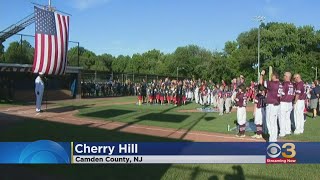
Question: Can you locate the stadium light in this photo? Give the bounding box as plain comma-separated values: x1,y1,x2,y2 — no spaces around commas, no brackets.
312,66,318,80
253,16,265,82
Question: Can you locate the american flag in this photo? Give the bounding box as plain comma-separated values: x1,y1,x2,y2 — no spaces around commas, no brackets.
32,6,69,75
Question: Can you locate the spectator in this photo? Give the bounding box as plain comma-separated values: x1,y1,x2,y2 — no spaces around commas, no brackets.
310,80,320,118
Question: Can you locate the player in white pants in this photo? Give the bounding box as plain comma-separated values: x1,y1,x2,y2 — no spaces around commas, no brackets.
235,84,247,138
218,86,225,115
212,88,218,108
293,74,306,134
207,88,211,105
194,86,199,104
260,70,282,142
279,72,295,137
252,85,266,139
224,86,232,114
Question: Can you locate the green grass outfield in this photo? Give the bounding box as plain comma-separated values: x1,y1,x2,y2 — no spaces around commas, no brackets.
75,96,320,142
1,96,320,179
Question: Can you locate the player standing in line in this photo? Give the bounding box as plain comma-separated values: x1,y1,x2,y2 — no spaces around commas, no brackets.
260,69,282,142
210,86,215,106
201,81,208,107
156,85,161,104
137,84,142,105
279,72,295,137
147,85,152,104
218,85,225,116
252,85,266,139
182,85,187,105
194,84,199,104
159,85,165,105
235,84,247,137
293,74,306,135
224,86,233,114
176,82,183,106
172,84,177,106
151,84,156,104
207,85,211,105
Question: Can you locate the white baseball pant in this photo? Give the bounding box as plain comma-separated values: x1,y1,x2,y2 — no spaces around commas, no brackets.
294,100,305,134
279,102,293,136
195,93,199,104
218,98,224,114
225,98,232,113
254,107,265,125
237,107,246,125
266,104,280,142
202,95,207,105
212,95,218,107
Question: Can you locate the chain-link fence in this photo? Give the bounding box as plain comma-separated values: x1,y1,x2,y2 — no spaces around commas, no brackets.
81,70,185,84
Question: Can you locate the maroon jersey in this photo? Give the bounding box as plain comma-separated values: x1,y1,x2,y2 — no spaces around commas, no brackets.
235,92,247,107
201,85,207,96
265,81,282,105
218,90,224,98
225,91,232,98
254,93,266,108
295,81,306,100
281,81,295,102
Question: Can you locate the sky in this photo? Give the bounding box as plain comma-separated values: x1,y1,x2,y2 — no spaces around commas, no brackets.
1,0,319,56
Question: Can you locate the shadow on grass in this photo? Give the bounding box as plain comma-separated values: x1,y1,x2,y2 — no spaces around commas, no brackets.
204,117,215,121
81,109,136,119
136,113,189,123
45,105,94,113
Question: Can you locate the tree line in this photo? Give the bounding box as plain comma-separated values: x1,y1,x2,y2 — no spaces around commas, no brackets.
1,22,320,84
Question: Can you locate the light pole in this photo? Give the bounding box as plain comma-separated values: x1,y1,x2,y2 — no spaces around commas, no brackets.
254,16,265,82
312,67,318,80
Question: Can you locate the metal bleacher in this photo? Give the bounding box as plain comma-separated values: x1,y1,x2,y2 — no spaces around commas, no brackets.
0,13,35,43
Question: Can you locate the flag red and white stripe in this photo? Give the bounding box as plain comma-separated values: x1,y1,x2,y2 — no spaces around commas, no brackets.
32,7,69,75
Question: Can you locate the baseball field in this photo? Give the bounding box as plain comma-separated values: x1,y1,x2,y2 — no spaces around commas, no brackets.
1,96,320,179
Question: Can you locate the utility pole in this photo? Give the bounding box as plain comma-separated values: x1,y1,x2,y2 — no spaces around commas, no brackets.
177,67,179,81
312,67,318,80
254,16,265,82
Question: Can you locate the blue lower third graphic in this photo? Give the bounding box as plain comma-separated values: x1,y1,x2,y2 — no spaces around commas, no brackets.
0,140,71,164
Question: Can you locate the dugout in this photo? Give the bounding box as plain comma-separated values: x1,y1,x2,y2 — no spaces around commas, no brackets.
0,63,82,102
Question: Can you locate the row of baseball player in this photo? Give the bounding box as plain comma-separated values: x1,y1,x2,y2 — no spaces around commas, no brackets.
235,70,307,142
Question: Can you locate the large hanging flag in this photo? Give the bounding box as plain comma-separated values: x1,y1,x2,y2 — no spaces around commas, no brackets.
32,6,69,75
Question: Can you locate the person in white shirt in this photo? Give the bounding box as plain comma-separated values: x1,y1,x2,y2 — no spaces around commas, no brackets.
35,72,45,113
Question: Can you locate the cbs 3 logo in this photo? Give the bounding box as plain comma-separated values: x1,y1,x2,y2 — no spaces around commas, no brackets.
267,143,296,158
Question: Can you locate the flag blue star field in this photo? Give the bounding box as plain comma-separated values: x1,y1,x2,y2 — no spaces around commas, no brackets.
32,6,69,75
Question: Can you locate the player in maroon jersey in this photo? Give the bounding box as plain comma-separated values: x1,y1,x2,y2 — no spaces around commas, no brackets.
279,72,295,137
252,85,266,139
293,74,306,135
137,83,142,105
218,85,225,115
224,86,233,114
260,69,282,142
235,84,247,137
159,85,165,105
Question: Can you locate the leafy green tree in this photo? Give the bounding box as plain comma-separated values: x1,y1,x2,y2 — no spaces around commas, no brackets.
4,40,34,64
0,43,4,62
